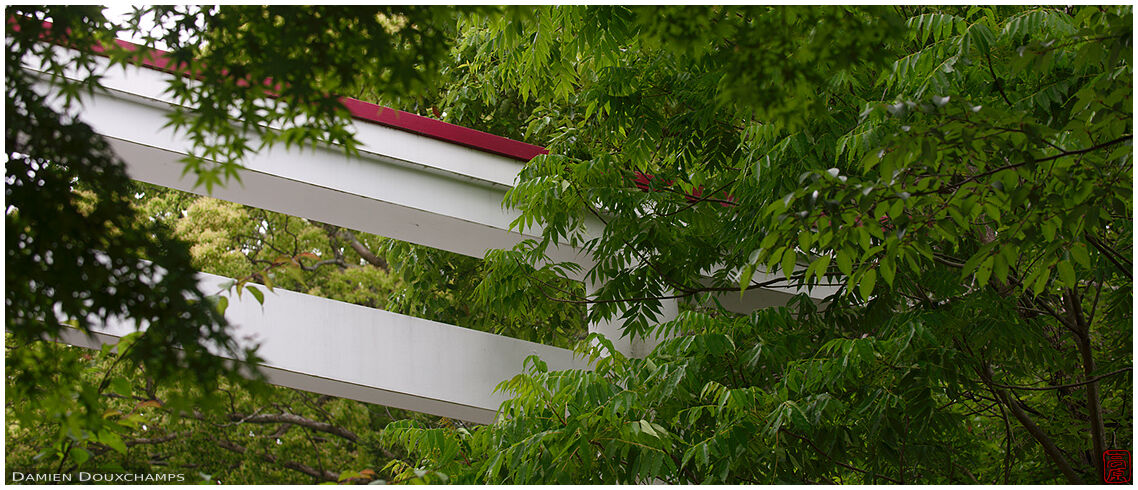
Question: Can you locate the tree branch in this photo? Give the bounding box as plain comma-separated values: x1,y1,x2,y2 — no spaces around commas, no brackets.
667,451,702,484
1066,289,1107,479
976,361,1084,483
1085,233,1132,278
532,273,796,305
913,135,1131,198
339,229,388,270
298,258,347,272
989,366,1131,391
228,412,355,440
213,438,340,482
125,431,190,447
650,179,737,218
984,48,1014,108
227,412,397,459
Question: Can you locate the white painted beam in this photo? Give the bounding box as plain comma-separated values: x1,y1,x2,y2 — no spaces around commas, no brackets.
58,271,588,424
26,59,596,277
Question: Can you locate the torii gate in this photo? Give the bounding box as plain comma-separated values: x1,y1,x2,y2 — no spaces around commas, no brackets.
26,42,835,424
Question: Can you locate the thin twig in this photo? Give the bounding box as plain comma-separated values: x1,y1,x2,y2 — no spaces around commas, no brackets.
1085,233,1133,279
989,367,1131,392
984,48,1013,107
533,274,793,305
913,135,1131,198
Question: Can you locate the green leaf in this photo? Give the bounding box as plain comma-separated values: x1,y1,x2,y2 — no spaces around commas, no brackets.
947,207,966,228
976,256,994,287
69,447,91,466
813,255,833,282
1042,217,1058,241
993,251,1009,283
858,226,872,251
983,202,1001,224
786,401,809,429
837,249,854,276
889,199,904,221
738,265,755,295
859,269,876,299
100,431,128,454
247,285,265,305
767,246,787,272
1070,242,1090,268
1057,260,1076,288
1032,266,1051,296
961,243,997,279
880,256,896,287
339,470,364,482
798,231,813,252
110,377,132,397
782,248,797,280
638,419,660,439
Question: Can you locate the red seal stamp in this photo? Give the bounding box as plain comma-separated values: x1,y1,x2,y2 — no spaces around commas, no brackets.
1104,449,1131,484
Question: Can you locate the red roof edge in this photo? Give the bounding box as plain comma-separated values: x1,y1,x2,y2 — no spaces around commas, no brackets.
15,17,547,162
338,98,547,161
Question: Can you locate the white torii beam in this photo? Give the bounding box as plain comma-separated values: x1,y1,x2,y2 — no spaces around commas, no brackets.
57,271,586,424
29,55,595,272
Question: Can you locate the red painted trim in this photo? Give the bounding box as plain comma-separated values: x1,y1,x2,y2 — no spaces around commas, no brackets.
338,98,547,161
16,17,546,162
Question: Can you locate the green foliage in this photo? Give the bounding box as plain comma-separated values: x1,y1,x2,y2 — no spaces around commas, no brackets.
6,6,255,383
5,332,446,484
382,241,586,348
378,5,1132,484
128,5,465,192
7,180,547,483
5,8,268,474
4,6,524,481
6,4,1132,485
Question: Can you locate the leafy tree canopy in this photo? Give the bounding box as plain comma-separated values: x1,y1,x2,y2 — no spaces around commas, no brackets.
5,5,479,480
5,4,1132,485
383,5,1132,484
